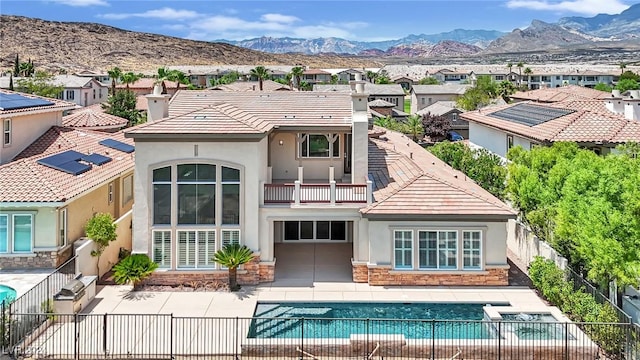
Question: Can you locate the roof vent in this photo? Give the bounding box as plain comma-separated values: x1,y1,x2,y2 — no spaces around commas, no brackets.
284,115,296,119
321,115,332,119
194,115,207,119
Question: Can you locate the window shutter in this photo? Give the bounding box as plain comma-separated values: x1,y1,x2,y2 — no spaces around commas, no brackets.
177,231,197,268
222,229,240,246
152,230,171,268
198,230,216,268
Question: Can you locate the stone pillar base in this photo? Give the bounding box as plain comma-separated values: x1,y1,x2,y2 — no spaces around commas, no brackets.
259,261,276,282
351,261,368,283
367,267,508,286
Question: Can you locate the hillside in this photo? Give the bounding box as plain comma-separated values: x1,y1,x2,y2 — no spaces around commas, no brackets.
558,3,640,39
0,15,380,72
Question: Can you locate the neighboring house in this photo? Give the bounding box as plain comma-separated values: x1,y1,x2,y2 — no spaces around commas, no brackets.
0,90,77,165
209,80,292,92
463,96,640,158
116,78,182,97
335,69,365,83
0,127,134,268
368,99,408,120
392,75,415,91
314,83,406,111
266,69,288,82
123,89,515,286
63,104,128,132
430,69,470,84
302,69,332,85
470,71,518,84
74,70,111,85
410,85,471,113
510,85,611,103
417,101,468,138
521,70,615,90
52,75,109,107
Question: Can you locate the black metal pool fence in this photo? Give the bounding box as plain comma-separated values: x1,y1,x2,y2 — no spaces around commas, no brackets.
2,312,640,359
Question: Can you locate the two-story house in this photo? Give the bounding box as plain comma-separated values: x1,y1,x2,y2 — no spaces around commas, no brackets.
302,69,332,86
410,85,471,113
124,86,515,287
314,84,406,111
52,75,109,107
430,69,470,84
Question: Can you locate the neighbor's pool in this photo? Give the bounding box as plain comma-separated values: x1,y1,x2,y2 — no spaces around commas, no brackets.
249,302,506,339
0,285,17,305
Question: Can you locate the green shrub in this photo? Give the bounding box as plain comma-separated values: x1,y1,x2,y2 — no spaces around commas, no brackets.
113,254,158,290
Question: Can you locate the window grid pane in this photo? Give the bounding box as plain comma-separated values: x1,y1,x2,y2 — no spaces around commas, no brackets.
438,231,457,269
394,230,412,269
418,231,437,269
0,215,7,253
463,231,482,269
13,215,32,252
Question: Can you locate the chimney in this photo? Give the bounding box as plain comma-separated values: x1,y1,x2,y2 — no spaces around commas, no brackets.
606,90,624,115
624,95,640,121
145,89,171,122
350,73,369,185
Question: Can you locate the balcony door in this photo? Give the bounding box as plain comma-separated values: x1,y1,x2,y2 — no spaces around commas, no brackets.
344,134,352,174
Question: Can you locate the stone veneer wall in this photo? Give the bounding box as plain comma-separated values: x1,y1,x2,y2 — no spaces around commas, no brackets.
0,246,73,269
354,265,508,286
146,255,275,286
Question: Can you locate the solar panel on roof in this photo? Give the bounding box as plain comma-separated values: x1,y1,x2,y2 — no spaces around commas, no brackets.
37,150,92,175
0,93,55,111
81,153,112,166
488,103,575,127
99,139,135,153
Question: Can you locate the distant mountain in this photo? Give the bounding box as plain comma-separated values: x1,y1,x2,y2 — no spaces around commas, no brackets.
483,20,596,53
225,29,505,55
381,40,482,57
558,3,640,39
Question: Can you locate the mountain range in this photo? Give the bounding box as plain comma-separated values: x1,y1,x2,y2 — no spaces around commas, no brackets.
225,4,640,57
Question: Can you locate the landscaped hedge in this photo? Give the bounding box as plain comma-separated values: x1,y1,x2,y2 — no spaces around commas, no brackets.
528,257,626,355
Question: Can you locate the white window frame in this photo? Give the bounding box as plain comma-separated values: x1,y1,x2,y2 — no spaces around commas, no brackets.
66,90,75,100
463,230,482,270
393,230,413,269
122,174,133,206
152,230,171,268
298,133,340,159
176,229,216,269
0,214,7,253
452,113,458,121
11,214,33,253
59,208,67,247
437,230,458,270
3,119,11,147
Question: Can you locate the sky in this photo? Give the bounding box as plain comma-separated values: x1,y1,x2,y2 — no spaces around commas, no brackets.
1,0,637,42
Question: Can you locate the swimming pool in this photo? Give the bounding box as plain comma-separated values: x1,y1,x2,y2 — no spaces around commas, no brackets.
249,302,506,339
0,285,17,305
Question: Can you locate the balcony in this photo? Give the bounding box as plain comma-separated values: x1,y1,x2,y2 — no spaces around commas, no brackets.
264,181,372,205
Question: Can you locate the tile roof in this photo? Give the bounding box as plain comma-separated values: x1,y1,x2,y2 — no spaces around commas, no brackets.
0,127,134,202
209,80,292,92
62,105,128,130
368,99,395,107
303,69,332,75
511,85,610,102
363,127,515,217
126,103,272,137
314,83,405,96
416,101,460,117
411,85,470,95
0,89,77,116
116,78,181,90
52,75,105,88
161,91,354,129
462,100,640,144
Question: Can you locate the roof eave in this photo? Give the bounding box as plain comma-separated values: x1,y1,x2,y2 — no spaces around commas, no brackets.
361,213,517,221
126,132,268,141
0,201,66,207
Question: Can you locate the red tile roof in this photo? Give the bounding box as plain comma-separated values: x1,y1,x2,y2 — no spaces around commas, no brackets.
62,105,128,130
511,85,610,103
210,80,292,92
116,78,181,90
363,128,515,218
0,89,77,116
1,127,134,202
462,100,640,144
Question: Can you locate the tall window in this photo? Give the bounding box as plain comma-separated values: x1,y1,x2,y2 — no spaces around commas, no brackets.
12,214,33,253
418,231,438,269
418,231,457,269
93,89,96,99
177,164,215,225
463,231,482,269
108,182,114,204
438,231,457,269
222,167,240,225
507,135,514,151
59,209,67,247
394,230,413,269
122,174,133,205
177,230,216,269
299,134,340,158
3,119,10,146
0,215,7,253
152,230,171,268
66,90,75,100
153,166,171,225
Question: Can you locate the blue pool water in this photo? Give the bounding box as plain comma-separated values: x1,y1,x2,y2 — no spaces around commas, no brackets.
0,285,17,306
249,302,505,339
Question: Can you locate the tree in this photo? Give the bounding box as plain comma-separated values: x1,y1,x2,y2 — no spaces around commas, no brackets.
290,66,304,90
170,70,190,91
375,70,391,84
406,114,424,142
594,83,612,92
120,72,142,90
103,90,142,127
456,75,497,110
13,54,19,77
19,61,34,77
507,62,513,75
373,116,404,132
113,254,158,290
156,67,172,94
15,71,63,98
497,80,517,101
85,213,118,277
421,112,451,141
249,66,269,91
620,62,627,75
523,67,533,87
615,79,640,93
619,70,640,82
418,77,439,85
366,70,378,83
8,74,13,91
213,243,254,291
107,67,122,96
516,61,524,85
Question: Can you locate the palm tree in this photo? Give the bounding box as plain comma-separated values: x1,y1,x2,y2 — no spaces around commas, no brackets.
406,115,424,142
170,70,189,91
107,67,122,96
250,66,269,91
290,66,304,90
620,62,627,75
120,72,142,90
366,70,378,83
213,243,254,291
516,62,524,85
113,254,158,290
19,61,34,77
507,62,513,81
156,67,172,93
523,67,533,89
